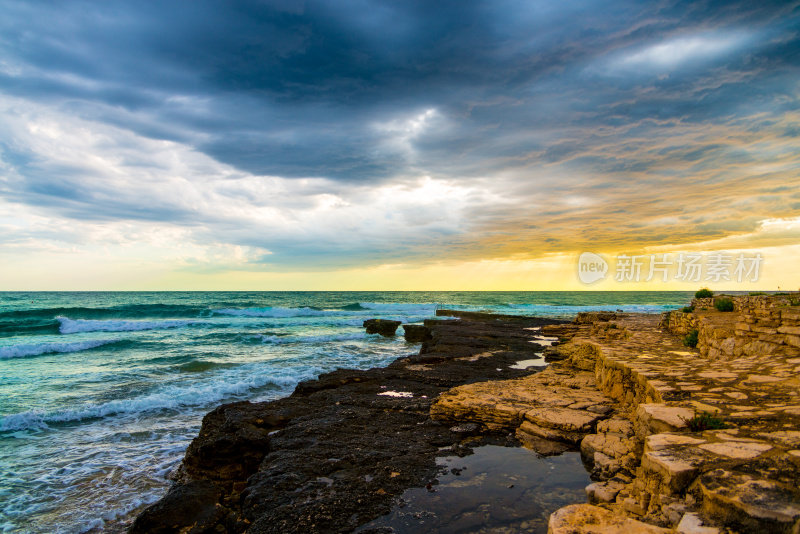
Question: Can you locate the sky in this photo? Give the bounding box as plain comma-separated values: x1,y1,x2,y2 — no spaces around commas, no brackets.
0,0,799,290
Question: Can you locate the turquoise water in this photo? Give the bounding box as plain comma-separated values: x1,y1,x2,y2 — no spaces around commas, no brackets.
0,291,690,533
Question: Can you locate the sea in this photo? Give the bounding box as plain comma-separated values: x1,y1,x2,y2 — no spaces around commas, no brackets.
0,291,691,533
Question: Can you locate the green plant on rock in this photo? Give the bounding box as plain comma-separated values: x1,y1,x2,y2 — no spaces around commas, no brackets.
683,329,699,348
695,288,714,299
749,292,766,296
681,306,694,313
714,298,734,312
686,412,727,431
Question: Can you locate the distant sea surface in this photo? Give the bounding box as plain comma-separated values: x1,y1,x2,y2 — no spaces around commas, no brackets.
0,291,690,532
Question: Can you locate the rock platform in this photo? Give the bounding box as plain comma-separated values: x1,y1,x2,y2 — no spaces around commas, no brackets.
431,297,800,533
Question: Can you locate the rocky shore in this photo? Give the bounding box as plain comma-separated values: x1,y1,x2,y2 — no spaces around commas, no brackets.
130,312,565,533
131,296,800,534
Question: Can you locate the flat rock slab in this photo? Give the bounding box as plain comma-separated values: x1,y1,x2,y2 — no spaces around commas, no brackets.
698,441,772,459
645,433,706,452
548,504,671,533
699,469,800,531
636,404,694,434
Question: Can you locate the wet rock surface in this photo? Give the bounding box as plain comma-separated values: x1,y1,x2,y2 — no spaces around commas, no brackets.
132,296,800,533
363,319,402,337
131,313,566,534
401,324,432,343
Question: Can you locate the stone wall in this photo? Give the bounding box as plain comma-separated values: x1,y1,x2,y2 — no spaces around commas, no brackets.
554,311,800,533
663,294,800,360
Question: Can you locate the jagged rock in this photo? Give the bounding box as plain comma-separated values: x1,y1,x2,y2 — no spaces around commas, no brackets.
402,324,432,342
363,318,402,336
548,504,671,533
182,401,284,482
129,480,225,534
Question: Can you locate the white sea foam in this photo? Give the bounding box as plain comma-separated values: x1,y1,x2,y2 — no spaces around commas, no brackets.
0,368,313,432
0,338,119,360
58,317,202,334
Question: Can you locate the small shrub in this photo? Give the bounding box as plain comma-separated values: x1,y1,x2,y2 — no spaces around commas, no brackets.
686,412,727,431
714,298,734,312
695,288,714,298
683,329,699,348
748,292,766,296
681,306,694,313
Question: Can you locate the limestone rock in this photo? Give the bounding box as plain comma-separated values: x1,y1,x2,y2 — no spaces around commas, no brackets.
644,433,705,452
517,419,584,444
698,469,800,533
641,447,713,492
698,441,772,459
586,479,626,504
548,504,671,533
636,404,694,437
524,406,602,433
363,318,402,337
676,512,719,534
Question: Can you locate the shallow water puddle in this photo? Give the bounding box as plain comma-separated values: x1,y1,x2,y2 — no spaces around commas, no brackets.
530,335,558,347
509,356,547,369
358,445,591,533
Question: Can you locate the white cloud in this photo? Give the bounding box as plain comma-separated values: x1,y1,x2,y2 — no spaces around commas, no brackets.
609,31,750,72
0,96,480,268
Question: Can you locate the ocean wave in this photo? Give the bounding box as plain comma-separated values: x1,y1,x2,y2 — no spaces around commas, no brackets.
0,304,210,321
57,317,203,334
212,306,332,318
258,332,369,344
339,302,367,310
359,302,437,314
0,339,120,360
176,360,236,373
0,370,313,432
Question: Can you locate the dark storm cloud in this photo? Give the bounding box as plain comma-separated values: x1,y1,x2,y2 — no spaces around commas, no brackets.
2,0,797,182
1,0,800,269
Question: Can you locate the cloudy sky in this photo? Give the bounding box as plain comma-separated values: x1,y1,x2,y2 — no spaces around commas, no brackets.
1,0,799,290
